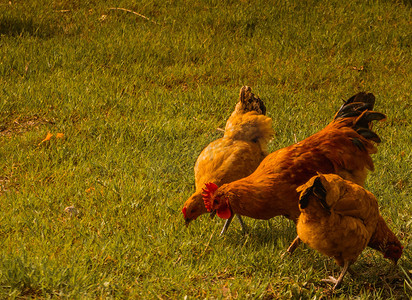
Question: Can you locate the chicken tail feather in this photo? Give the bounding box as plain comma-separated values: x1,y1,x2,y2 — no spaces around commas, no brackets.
312,176,327,201
355,111,386,127
334,92,376,120
351,138,366,151
343,92,375,108
238,86,266,115
299,186,312,209
299,176,329,211
356,128,381,143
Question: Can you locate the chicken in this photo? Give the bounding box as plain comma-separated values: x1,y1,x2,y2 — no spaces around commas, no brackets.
182,86,274,234
295,174,403,289
295,173,380,289
202,92,385,231
287,213,404,267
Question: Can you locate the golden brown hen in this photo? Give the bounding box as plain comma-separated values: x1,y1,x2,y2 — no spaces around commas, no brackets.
295,173,380,289
182,86,274,234
203,92,385,228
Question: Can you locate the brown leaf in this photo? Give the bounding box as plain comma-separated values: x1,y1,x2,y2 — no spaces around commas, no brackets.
56,132,64,139
85,187,95,193
38,132,53,145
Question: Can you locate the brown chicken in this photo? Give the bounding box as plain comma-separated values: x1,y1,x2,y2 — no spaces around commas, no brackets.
203,92,403,262
203,92,384,221
287,212,404,267
182,86,274,234
295,173,382,289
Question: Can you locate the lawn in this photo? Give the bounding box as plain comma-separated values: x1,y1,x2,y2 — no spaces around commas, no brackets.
0,0,411,298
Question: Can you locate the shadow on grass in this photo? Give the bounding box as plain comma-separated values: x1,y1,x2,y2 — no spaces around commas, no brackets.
222,217,297,249
0,16,56,38
350,261,410,298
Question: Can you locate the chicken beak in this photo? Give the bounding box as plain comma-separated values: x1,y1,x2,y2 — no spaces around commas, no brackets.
210,210,216,219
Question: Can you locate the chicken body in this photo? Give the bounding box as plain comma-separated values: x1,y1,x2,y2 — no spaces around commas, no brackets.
205,98,384,223
204,93,391,231
296,174,380,289
182,86,274,231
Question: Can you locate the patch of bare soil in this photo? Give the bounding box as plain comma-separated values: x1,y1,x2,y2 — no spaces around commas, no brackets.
0,115,55,137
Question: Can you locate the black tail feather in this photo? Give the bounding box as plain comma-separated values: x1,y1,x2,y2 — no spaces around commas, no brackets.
335,92,376,120
352,138,367,151
345,92,376,107
300,176,329,211
354,111,386,129
312,177,329,210
334,93,386,145
356,128,382,143
299,186,312,209
337,103,374,119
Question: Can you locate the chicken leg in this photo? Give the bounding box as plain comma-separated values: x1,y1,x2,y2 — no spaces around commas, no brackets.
321,260,351,290
286,236,302,255
220,214,247,236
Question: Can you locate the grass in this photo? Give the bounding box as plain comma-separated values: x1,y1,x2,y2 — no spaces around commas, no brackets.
0,0,411,298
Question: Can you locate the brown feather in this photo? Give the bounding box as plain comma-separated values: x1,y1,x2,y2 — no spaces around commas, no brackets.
368,215,403,262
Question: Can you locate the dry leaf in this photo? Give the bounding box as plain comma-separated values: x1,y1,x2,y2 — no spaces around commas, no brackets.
38,132,53,145
56,132,64,139
85,187,95,193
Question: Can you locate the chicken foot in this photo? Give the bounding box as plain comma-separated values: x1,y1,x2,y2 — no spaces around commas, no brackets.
220,214,247,236
321,260,351,290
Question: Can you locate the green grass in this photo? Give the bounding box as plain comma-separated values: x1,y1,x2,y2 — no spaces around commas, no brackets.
1,0,411,298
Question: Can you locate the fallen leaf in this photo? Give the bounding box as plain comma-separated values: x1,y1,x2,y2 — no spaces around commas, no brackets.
38,132,53,145
85,187,95,193
56,132,64,139
352,66,364,71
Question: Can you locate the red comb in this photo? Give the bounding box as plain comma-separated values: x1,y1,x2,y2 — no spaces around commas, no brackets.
202,182,219,212
182,207,187,218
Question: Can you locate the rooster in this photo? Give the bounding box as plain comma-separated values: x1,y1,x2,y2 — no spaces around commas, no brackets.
182,86,274,235
203,92,386,232
295,173,402,289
